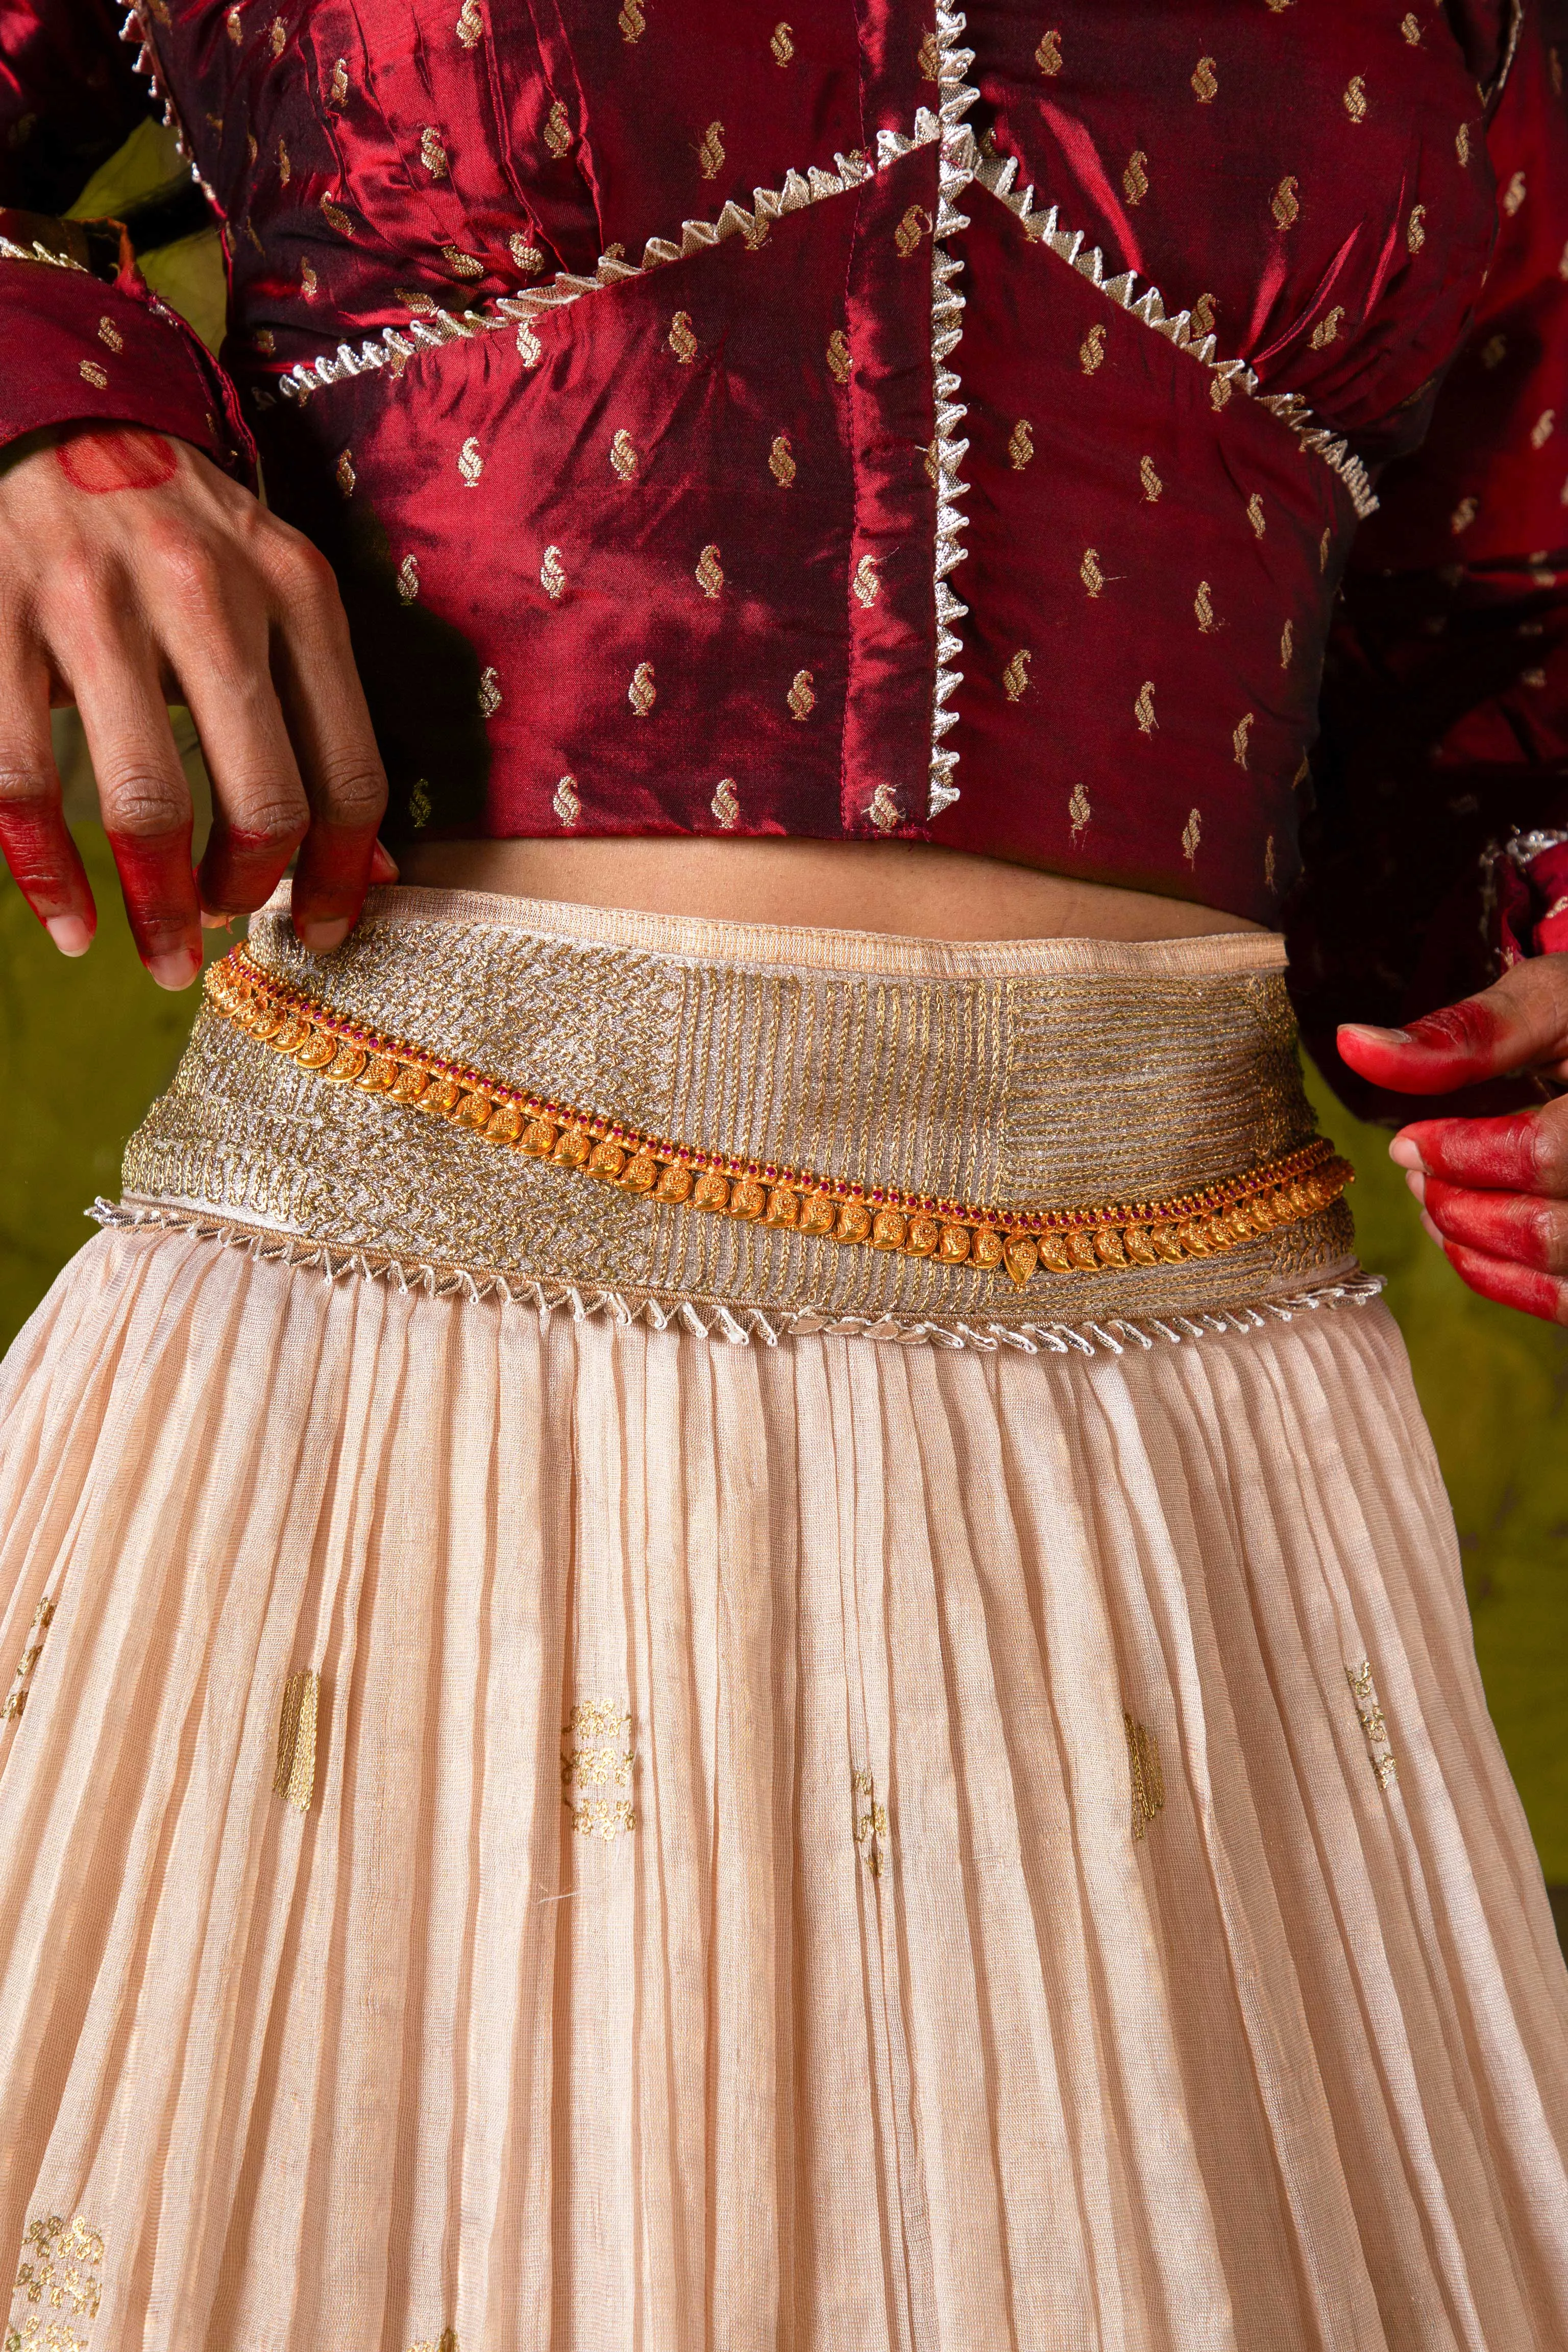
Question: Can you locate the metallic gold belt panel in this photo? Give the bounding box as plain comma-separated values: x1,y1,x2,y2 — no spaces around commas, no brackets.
205,946,1352,1290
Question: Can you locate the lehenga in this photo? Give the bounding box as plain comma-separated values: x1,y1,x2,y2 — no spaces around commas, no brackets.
5,0,1568,2337
0,885,1564,2350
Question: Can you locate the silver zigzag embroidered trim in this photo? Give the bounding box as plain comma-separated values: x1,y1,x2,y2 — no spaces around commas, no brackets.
924,5,975,819
91,1197,1385,1358
962,142,1378,520
104,5,1373,527
265,133,934,404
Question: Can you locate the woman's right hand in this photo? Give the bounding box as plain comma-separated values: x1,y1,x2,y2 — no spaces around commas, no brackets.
0,421,391,987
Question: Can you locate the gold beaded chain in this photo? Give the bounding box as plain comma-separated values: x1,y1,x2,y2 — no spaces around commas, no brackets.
206,946,1353,1289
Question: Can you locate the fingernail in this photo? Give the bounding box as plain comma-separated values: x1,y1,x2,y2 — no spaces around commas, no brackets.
146,947,201,991
1419,1209,1446,1249
200,909,234,931
1404,1169,1427,1204
44,914,93,958
299,916,351,955
1388,1136,1425,1171
1340,1021,1413,1048
369,841,400,884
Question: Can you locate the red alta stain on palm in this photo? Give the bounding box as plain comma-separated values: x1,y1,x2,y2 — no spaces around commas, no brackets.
55,427,178,495
1338,997,1508,1093
1443,1242,1566,1325
1398,1112,1546,1190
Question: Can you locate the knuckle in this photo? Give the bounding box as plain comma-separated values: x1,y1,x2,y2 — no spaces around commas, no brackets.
271,529,339,607
0,763,56,811
1525,1198,1564,1262
224,789,307,851
100,771,188,837
39,545,109,626
315,761,386,827
150,528,225,615
1530,1109,1568,1192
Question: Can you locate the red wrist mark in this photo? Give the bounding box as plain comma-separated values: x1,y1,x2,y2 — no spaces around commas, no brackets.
1442,1241,1566,1326
1338,998,1508,1093
55,427,178,496
1394,1111,1546,1191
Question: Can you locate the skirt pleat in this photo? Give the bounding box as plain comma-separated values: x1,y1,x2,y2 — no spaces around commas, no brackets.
2,1224,1567,2351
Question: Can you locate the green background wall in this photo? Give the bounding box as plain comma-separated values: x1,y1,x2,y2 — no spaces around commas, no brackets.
3,128,1566,1910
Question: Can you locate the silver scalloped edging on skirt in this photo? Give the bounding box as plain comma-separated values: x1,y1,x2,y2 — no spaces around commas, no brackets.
86,1197,1385,1355
110,885,1369,1346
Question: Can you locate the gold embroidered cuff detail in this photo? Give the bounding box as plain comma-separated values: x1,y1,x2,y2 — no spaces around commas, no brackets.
206,945,1353,1292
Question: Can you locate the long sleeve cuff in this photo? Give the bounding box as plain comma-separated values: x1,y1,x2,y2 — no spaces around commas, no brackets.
0,208,253,482
1496,831,1568,964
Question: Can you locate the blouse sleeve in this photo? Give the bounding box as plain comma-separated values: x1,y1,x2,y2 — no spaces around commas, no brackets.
0,0,251,479
1290,0,1568,1125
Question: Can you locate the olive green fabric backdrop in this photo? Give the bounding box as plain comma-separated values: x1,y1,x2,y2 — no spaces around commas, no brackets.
3,127,1566,1899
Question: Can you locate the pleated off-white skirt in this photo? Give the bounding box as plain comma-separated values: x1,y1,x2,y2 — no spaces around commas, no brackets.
1,890,1565,2352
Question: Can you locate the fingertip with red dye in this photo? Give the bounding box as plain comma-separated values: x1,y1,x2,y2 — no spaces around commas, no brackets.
1393,1111,1546,1192
1337,999,1509,1093
0,804,97,940
105,822,202,979
1442,1241,1567,1325
197,821,304,923
290,822,381,952
1423,1173,1567,1271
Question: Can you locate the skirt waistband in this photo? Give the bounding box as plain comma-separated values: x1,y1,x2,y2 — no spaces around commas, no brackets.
111,887,1367,1345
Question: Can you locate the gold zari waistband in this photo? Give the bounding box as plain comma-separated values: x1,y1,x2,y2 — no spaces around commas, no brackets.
204,944,1352,1293
112,888,1370,1347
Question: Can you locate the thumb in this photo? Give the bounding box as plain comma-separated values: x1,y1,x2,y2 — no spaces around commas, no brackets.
1337,959,1568,1096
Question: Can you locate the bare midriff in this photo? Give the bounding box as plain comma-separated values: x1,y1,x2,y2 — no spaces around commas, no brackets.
396,837,1266,943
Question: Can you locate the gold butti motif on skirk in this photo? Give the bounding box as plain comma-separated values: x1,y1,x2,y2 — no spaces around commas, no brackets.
8,2213,104,2351
561,1700,636,1839
1125,1714,1166,1841
274,1668,321,1813
852,1766,888,1876
1346,1660,1398,1790
203,946,1354,1293
1,1596,55,1723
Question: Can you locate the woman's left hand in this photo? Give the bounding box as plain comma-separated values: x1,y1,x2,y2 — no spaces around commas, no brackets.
1337,958,1568,1325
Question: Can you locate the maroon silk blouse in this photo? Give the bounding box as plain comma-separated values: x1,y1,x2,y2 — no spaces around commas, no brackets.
2,0,1566,1107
